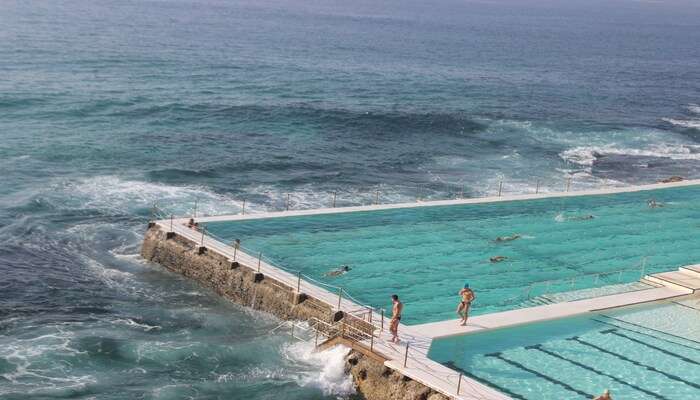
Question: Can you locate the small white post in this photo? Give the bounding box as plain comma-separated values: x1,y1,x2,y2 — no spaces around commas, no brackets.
242,199,246,215
375,190,379,205
297,271,302,292
257,252,262,272
460,184,465,199
200,228,205,246
566,177,572,192
498,180,503,197
535,180,540,194
286,193,290,211
337,288,343,310
193,198,198,218
332,191,337,208
457,373,463,395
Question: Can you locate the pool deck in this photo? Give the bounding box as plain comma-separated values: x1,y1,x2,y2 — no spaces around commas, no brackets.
153,180,700,400
413,280,694,340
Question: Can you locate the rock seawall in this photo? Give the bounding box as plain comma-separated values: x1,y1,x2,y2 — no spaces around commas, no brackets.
141,225,449,400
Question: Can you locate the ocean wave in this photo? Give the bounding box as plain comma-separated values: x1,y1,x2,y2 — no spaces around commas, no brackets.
687,104,700,115
560,143,700,167
662,117,700,129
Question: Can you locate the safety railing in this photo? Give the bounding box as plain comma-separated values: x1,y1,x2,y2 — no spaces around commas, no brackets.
150,208,388,326
156,175,673,221
497,258,652,308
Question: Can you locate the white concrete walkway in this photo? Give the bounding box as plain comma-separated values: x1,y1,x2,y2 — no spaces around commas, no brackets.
413,285,692,340
192,179,700,223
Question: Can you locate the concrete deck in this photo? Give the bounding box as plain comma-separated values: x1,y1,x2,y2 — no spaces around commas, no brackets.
192,179,700,223
647,269,700,293
412,285,692,340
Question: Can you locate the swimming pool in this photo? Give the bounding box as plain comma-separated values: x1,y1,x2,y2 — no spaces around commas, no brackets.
428,299,700,400
204,185,700,324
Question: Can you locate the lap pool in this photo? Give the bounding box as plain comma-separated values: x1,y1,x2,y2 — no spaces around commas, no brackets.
203,185,700,324
428,299,700,400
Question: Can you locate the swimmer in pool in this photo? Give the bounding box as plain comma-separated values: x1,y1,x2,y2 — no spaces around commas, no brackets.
495,234,521,243
490,255,507,263
593,389,612,400
570,214,595,221
648,199,663,208
324,265,351,277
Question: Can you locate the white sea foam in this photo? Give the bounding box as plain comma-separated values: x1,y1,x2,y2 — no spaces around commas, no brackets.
283,341,355,397
662,117,700,129
113,318,161,331
687,103,700,115
63,175,245,217
560,143,700,167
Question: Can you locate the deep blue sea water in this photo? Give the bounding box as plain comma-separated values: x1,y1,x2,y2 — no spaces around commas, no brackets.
1,0,700,398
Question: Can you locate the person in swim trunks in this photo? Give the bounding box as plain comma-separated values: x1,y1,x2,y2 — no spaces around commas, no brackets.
457,283,475,326
390,294,403,343
593,389,612,400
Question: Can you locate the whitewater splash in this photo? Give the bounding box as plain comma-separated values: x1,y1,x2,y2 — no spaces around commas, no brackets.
661,103,700,130
283,341,355,397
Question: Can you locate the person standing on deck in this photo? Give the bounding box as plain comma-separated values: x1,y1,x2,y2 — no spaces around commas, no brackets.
389,294,403,343
457,283,475,326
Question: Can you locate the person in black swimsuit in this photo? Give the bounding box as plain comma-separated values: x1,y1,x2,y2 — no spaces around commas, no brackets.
390,294,403,343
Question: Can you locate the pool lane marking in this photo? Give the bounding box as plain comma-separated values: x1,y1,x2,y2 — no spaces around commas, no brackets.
484,352,595,398
600,329,700,366
671,300,700,312
597,314,700,347
592,319,700,353
568,337,700,390
442,361,527,400
524,344,667,400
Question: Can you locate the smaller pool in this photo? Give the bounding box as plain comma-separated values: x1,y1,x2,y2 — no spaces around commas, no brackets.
428,299,700,400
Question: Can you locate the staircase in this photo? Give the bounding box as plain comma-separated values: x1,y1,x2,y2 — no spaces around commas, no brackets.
642,264,700,293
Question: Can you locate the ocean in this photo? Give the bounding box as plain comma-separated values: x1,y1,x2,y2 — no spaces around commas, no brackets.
1,0,699,398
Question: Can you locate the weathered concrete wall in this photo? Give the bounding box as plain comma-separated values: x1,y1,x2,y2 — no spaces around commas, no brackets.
346,351,449,400
141,225,448,400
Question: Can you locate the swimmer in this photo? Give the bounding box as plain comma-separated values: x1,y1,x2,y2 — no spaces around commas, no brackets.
490,255,507,263
593,389,612,400
648,199,663,208
570,214,595,221
324,265,351,277
495,234,521,243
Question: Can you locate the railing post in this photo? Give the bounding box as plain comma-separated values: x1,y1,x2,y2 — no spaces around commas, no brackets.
170,214,174,231
417,185,422,201
498,180,503,197
457,373,462,395
200,228,205,246
460,184,465,199
337,288,343,310
375,190,379,205
370,332,374,352
193,198,198,218
290,323,294,338
640,256,647,278
242,199,246,215
286,193,290,211
381,309,384,331
566,177,572,192
332,191,337,208
403,343,409,367
368,307,372,323
257,252,262,272
297,271,302,292
535,180,540,194
315,328,320,347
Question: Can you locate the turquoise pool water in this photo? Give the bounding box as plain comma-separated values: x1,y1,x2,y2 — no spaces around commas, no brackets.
428,299,700,400
204,185,700,324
